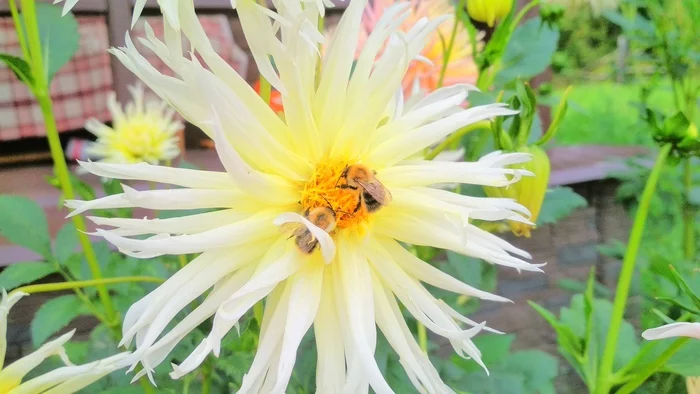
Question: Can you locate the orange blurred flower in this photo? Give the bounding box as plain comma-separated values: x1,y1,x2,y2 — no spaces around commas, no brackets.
253,80,284,113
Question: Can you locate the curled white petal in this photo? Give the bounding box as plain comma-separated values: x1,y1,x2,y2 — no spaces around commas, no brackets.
274,213,336,263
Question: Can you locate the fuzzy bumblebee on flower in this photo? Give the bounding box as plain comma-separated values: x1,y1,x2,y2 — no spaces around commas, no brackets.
66,0,544,392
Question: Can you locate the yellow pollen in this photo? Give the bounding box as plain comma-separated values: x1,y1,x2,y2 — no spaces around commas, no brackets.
301,159,368,229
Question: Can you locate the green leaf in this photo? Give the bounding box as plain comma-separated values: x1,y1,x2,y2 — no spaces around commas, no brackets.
20,2,79,83
503,350,559,394
0,195,52,258
560,295,640,370
54,222,78,263
446,251,484,288
31,294,87,347
0,262,57,290
688,187,700,207
496,18,560,85
663,112,690,139
538,85,573,146
529,301,583,357
457,371,525,394
471,335,515,368
537,187,588,226
668,265,700,311
0,53,34,87
663,341,700,376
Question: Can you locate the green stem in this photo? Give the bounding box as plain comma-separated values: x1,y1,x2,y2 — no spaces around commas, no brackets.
7,0,30,61
182,373,193,394
417,321,428,352
18,0,116,322
615,338,690,394
425,121,490,160
139,378,156,394
253,301,264,329
595,144,672,394
201,363,212,394
11,276,165,296
683,158,696,260
436,0,465,89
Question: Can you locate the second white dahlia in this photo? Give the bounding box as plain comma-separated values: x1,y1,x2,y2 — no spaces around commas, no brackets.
67,0,542,392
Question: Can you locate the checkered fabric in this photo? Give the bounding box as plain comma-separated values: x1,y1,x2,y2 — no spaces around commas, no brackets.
0,16,113,141
132,15,249,81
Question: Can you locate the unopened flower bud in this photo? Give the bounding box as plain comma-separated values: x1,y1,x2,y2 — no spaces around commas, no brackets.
467,0,514,27
484,145,550,237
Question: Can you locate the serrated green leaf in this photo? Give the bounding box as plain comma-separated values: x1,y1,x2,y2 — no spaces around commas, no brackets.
0,262,57,291
0,195,52,258
537,187,588,226
54,222,78,263
20,3,79,83
0,53,34,87
31,294,86,347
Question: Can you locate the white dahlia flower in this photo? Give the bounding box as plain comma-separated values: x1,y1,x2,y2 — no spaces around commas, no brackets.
67,0,542,392
0,291,128,393
84,84,182,165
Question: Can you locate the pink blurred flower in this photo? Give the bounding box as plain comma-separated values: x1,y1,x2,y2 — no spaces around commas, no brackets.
360,0,480,94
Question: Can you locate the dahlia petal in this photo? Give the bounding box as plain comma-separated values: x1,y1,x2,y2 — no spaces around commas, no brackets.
77,160,235,189
335,236,393,394
0,290,26,369
17,353,130,394
271,262,324,393
314,269,346,394
371,84,475,145
95,211,277,257
368,104,519,168
642,322,700,340
66,188,247,218
88,209,246,237
135,267,254,377
208,107,299,205
237,284,292,393
380,157,534,188
119,246,264,348
380,238,510,303
372,274,455,394
0,330,74,384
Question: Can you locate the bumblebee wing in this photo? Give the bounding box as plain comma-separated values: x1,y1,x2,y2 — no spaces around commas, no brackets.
356,178,392,205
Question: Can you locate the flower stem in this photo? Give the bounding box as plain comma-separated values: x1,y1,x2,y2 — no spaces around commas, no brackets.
11,276,165,296
683,159,696,260
595,144,672,394
615,337,690,394
417,321,428,352
437,0,465,89
425,121,490,160
17,0,117,322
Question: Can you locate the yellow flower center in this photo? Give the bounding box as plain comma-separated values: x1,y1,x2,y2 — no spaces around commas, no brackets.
300,159,369,230
109,117,170,162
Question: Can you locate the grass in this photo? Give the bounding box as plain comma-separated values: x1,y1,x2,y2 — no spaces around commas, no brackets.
554,82,679,146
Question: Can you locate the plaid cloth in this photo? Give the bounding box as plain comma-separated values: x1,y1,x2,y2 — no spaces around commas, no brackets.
0,16,113,141
1,14,248,143
132,15,249,82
